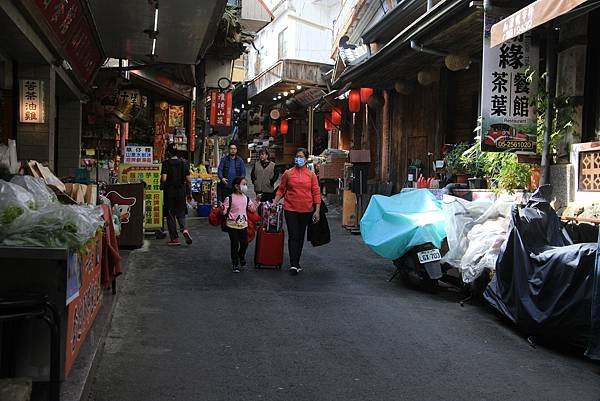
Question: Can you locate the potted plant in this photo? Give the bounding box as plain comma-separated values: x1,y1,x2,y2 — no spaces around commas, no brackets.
481,152,531,192
460,140,487,189
444,143,470,184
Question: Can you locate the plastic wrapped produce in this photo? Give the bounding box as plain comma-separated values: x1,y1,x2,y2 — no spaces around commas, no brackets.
0,179,36,226
1,204,103,250
11,175,57,208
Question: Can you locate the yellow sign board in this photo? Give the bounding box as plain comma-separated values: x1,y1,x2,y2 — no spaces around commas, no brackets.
119,164,163,229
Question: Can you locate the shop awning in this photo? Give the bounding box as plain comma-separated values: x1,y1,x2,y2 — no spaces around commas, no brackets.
333,0,482,89
490,0,591,47
130,69,194,101
88,0,227,64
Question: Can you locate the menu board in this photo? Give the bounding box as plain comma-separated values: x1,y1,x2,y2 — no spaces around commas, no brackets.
119,164,163,229
124,146,153,165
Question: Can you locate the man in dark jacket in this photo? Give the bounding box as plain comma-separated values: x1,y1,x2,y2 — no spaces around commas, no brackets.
217,142,246,201
161,143,192,246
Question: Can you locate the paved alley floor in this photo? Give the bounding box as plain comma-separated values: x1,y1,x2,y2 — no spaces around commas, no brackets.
87,215,600,401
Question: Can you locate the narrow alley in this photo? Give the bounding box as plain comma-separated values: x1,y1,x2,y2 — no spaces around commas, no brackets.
87,216,600,401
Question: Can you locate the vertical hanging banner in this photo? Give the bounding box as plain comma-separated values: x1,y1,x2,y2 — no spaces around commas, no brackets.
190,101,197,152
481,10,539,153
20,80,45,123
209,90,233,127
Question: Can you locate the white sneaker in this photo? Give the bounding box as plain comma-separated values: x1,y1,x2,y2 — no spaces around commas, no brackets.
289,267,299,275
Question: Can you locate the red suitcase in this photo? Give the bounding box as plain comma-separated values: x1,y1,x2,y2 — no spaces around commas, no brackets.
254,226,285,269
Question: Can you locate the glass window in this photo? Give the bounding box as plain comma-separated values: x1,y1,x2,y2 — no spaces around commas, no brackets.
278,29,288,60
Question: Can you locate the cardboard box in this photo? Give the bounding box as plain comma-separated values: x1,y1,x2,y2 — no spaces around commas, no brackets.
65,183,86,204
349,150,371,163
85,184,97,205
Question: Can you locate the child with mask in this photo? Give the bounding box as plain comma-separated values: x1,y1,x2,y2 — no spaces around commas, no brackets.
221,176,259,273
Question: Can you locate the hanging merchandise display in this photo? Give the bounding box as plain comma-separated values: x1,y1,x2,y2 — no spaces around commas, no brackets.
360,87,373,104
348,89,361,113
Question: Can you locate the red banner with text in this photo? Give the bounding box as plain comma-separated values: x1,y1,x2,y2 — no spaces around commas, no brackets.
209,90,233,127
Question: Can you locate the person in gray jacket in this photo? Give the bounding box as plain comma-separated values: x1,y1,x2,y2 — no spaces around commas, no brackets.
251,149,279,202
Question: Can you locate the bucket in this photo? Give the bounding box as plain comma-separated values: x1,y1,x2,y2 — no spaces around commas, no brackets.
74,168,90,184
197,204,211,217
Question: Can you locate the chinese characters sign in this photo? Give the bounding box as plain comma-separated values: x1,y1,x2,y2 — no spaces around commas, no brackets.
209,90,233,127
20,80,45,123
124,146,153,165
481,11,539,153
34,0,104,83
190,101,197,152
490,0,588,47
65,232,102,376
119,164,163,229
35,0,81,42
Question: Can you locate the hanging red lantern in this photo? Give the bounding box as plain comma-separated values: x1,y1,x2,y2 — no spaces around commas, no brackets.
324,115,333,131
348,89,361,113
331,106,342,125
360,87,374,103
270,124,277,136
280,119,288,135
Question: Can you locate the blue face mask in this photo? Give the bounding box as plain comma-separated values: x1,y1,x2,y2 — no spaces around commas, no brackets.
294,157,305,167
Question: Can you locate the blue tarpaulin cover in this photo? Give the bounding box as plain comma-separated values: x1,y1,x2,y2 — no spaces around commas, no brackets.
360,189,446,260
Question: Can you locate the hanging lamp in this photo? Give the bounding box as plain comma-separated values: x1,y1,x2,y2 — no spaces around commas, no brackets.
280,119,288,135
360,87,373,104
331,106,342,125
348,89,361,113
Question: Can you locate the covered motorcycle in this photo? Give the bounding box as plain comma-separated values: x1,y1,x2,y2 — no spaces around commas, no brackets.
360,189,446,260
361,190,447,290
484,185,600,359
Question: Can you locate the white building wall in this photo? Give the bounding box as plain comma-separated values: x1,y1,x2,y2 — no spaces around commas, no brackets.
246,0,339,80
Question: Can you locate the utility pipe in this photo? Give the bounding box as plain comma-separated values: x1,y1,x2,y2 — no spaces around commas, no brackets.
410,40,448,57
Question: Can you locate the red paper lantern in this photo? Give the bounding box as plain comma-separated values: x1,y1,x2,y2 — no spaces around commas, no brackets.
348,89,361,113
331,106,342,125
270,124,277,136
324,115,333,131
360,87,374,103
280,119,288,135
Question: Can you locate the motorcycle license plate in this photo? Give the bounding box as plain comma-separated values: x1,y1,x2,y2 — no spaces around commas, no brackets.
417,249,442,264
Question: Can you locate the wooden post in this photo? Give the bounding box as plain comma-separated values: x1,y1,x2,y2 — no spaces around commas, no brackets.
381,90,390,182
307,107,314,155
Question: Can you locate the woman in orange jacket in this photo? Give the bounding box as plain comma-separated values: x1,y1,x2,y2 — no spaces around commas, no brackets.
273,148,321,275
